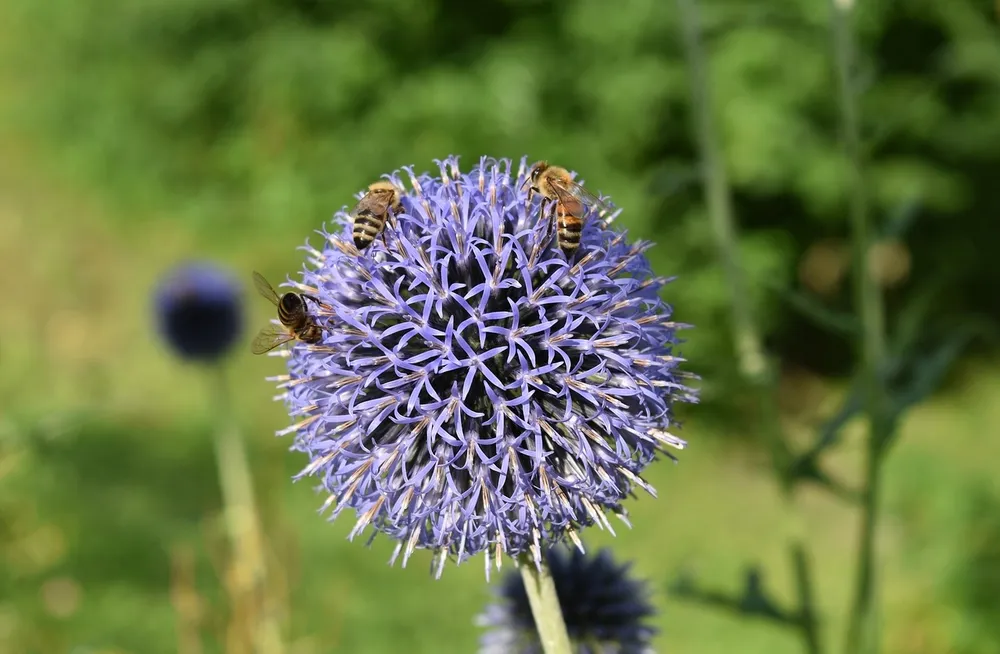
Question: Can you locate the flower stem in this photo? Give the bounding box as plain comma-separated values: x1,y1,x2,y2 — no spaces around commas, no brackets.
675,0,791,485
517,552,573,654
210,364,285,654
677,2,823,652
792,544,822,654
846,439,883,654
828,1,889,652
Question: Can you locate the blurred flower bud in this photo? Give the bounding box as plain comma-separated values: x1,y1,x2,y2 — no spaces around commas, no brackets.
154,261,244,362
478,547,657,653
798,238,850,296
868,239,911,289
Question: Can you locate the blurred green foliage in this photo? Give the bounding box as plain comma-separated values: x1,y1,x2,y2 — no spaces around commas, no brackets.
948,484,1000,654
4,376,1000,653
0,414,493,654
3,0,1000,652
5,0,1000,398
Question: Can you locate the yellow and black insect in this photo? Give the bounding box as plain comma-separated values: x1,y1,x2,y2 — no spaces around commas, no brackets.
522,161,610,258
250,271,325,354
350,181,403,250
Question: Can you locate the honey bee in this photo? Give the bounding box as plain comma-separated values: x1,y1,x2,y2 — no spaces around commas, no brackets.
522,161,610,258
250,271,325,354
350,181,403,250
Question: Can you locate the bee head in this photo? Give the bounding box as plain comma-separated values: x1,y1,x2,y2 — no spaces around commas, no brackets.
368,179,399,194
530,161,549,183
369,179,403,212
522,160,548,192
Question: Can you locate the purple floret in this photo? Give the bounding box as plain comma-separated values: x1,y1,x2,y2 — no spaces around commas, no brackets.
269,156,697,576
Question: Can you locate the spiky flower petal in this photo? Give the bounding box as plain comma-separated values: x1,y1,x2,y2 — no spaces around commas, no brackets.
271,156,696,575
477,547,658,653
154,261,243,362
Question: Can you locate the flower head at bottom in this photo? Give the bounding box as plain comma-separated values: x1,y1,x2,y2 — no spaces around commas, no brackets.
477,546,658,653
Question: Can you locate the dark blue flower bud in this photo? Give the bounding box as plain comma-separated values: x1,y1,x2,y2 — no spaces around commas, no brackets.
478,547,658,653
155,261,244,362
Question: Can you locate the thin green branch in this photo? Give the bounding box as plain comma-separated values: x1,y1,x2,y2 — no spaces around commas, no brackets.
792,543,822,654
676,1,824,651
828,1,891,653
674,0,792,489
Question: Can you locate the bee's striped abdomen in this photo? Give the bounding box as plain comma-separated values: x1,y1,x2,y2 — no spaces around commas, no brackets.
277,293,308,331
352,210,386,250
556,202,584,256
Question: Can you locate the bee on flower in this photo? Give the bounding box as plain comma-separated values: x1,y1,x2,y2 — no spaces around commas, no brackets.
265,156,697,577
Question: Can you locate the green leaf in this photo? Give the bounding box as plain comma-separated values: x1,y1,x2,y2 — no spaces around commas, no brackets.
879,197,922,240
766,281,859,336
880,323,987,452
669,565,797,625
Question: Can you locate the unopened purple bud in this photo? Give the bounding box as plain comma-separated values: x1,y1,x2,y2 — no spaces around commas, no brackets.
155,261,243,362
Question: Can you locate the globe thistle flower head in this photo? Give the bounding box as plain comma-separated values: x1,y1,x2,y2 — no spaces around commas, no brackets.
273,156,697,576
154,261,244,362
477,547,658,654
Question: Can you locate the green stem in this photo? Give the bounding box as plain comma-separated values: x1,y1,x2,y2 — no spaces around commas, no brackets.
846,438,882,654
210,364,284,654
828,1,889,652
792,543,822,654
677,2,824,652
517,552,574,654
675,0,791,487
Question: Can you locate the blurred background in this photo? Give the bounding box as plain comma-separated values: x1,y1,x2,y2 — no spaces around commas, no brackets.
1,0,999,652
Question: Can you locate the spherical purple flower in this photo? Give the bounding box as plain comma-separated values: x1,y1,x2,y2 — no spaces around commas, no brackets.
477,547,658,653
155,261,244,362
270,156,696,574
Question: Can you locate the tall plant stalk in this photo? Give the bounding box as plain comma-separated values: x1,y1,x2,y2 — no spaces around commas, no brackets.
828,1,890,652
675,0,821,652
211,365,285,654
518,553,574,654
674,0,790,486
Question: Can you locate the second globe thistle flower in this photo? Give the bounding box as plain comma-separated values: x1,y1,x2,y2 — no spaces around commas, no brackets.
478,547,658,654
154,261,243,362
270,156,696,574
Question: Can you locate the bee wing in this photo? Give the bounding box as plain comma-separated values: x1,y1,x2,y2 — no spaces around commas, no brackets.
548,177,614,217
251,325,294,355
351,189,394,217
252,271,281,307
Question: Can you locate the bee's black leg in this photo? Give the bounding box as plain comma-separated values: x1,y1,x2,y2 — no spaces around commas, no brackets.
301,293,332,311
542,200,559,249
